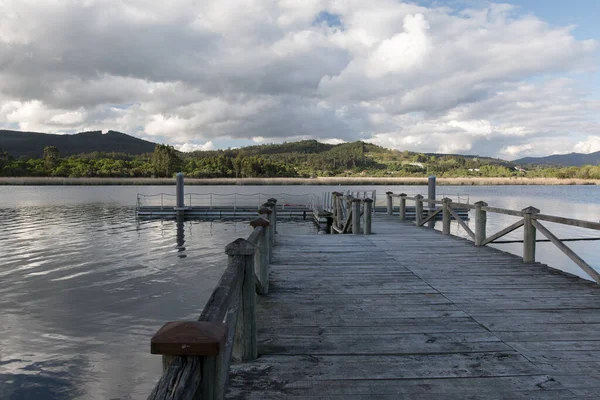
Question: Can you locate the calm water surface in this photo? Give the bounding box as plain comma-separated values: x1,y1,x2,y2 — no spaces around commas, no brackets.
0,185,598,399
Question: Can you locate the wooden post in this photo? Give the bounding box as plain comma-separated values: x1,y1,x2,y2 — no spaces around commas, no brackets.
352,198,361,235
268,198,277,234
258,207,273,258
442,198,452,234
363,198,373,235
474,201,488,246
522,206,540,263
250,218,270,294
262,202,275,244
150,321,227,399
386,192,393,215
225,238,257,361
399,193,407,221
331,192,338,215
414,195,424,226
336,193,343,229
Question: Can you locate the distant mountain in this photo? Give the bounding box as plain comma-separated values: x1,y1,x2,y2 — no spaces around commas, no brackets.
0,130,158,157
514,152,600,167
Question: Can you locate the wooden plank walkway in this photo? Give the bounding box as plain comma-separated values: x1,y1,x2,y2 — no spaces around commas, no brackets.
226,215,600,399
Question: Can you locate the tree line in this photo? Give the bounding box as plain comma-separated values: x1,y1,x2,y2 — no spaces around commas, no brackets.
1,141,599,179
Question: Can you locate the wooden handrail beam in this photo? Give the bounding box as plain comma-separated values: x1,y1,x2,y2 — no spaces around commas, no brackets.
534,214,600,231
419,207,443,227
532,219,600,284
448,207,475,240
482,219,525,246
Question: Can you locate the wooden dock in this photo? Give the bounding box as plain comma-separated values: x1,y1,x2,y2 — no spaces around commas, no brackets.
225,215,600,399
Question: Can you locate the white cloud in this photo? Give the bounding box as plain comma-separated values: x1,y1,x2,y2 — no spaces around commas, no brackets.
0,0,598,159
176,141,216,152
574,136,600,154
501,144,534,158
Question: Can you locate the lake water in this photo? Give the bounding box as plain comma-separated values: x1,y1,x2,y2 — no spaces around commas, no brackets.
0,185,598,399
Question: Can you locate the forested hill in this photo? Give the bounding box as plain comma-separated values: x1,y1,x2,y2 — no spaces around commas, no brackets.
0,130,157,157
514,151,600,167
2,136,599,179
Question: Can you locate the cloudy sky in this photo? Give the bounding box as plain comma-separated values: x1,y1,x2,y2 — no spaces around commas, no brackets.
0,0,598,159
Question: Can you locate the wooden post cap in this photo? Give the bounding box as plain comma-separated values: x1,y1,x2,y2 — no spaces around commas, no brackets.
267,198,277,203
442,197,453,204
362,198,373,203
250,217,270,228
386,191,393,195
151,321,227,356
225,238,255,256
414,194,424,199
522,206,540,214
399,193,407,197
474,201,488,207
352,198,362,203
258,207,273,215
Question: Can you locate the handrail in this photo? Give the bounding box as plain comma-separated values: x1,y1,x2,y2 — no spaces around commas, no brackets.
137,192,317,210
385,192,600,284
147,202,276,400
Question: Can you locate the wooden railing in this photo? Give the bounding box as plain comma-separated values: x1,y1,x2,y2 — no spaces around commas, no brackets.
147,200,277,400
386,192,600,284
330,192,373,234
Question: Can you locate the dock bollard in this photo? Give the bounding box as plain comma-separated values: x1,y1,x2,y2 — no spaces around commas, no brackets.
363,198,373,234
386,192,393,215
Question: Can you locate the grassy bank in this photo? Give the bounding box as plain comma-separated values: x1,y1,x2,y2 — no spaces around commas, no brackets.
0,176,598,186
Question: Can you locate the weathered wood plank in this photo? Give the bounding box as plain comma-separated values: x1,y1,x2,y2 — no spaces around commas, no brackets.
225,215,600,399
228,375,569,399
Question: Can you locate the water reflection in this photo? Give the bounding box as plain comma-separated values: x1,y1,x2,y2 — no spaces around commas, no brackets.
176,218,186,258
0,204,315,400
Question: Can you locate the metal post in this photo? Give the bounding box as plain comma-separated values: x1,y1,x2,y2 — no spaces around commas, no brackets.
522,206,540,263
442,198,452,234
386,192,393,215
352,199,361,235
474,201,488,246
176,172,185,208
399,194,407,221
414,195,424,226
363,199,373,235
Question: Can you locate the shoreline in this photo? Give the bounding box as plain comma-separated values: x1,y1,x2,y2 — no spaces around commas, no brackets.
0,177,598,186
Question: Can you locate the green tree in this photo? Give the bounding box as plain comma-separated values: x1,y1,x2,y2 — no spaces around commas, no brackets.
43,146,60,170
151,144,182,177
